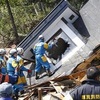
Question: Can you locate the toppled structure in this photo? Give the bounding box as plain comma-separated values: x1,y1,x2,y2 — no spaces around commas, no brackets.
19,46,100,100
18,0,89,82
18,0,100,99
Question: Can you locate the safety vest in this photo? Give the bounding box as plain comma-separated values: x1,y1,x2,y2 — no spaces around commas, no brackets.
0,73,9,84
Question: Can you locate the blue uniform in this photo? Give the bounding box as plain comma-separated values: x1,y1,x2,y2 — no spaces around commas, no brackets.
17,55,28,86
0,67,7,74
0,56,7,74
7,56,24,95
7,56,17,76
0,56,18,85
9,74,18,85
69,79,100,100
0,56,6,67
0,97,12,100
33,40,52,73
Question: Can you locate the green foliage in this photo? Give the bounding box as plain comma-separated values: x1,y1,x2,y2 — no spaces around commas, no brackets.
0,0,84,47
68,0,86,10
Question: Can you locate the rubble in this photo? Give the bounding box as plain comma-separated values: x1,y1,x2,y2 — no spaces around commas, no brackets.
17,0,100,99
18,45,100,100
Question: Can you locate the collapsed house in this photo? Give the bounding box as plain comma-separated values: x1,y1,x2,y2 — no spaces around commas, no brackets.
18,0,100,99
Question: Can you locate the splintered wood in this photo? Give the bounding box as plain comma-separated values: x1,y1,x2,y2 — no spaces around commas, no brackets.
18,45,100,100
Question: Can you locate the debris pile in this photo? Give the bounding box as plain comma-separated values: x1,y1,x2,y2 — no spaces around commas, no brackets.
18,45,100,100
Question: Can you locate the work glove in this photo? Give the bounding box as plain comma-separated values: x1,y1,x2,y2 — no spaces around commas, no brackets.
28,70,32,73
51,41,58,47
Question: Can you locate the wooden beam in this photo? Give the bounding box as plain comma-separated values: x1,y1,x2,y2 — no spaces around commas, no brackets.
50,92,64,100
38,88,42,100
73,49,100,73
50,81,63,93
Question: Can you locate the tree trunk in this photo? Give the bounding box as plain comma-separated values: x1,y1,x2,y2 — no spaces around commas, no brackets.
5,0,19,42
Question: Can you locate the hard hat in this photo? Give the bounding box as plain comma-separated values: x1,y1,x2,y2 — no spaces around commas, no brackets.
17,47,24,55
38,35,44,41
0,49,6,55
0,82,13,96
9,48,17,55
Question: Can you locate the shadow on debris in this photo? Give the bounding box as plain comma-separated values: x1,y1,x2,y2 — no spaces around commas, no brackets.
38,65,62,79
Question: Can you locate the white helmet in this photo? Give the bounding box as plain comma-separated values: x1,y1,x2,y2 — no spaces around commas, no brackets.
9,48,17,55
0,82,13,96
38,35,44,41
17,47,24,55
0,49,6,55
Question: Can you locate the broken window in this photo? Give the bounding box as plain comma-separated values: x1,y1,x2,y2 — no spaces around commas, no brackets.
46,29,76,65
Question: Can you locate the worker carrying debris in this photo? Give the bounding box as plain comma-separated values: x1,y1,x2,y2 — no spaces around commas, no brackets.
17,47,32,86
33,35,54,79
63,66,100,100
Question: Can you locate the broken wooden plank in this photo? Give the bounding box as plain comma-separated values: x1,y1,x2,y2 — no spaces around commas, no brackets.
50,92,64,100
42,94,51,100
38,88,42,100
73,49,100,73
50,81,63,93
21,48,100,99
25,49,100,92
25,69,86,91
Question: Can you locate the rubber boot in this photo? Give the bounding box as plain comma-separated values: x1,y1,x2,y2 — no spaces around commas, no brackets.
35,72,40,79
46,69,52,77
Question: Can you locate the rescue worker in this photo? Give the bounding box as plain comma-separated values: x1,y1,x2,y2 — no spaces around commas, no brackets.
17,47,32,86
0,68,18,85
63,66,100,100
7,48,24,96
33,35,53,79
0,49,18,85
0,48,7,74
0,82,13,100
